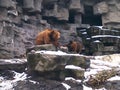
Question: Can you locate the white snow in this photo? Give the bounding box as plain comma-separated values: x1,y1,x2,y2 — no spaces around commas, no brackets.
62,83,71,90
94,26,103,29
84,54,120,83
65,65,85,71
0,51,120,90
35,50,82,56
29,80,39,84
65,77,82,83
108,76,120,81
35,50,67,55
0,71,27,90
93,40,101,43
86,38,91,40
82,32,87,34
0,59,27,64
92,35,120,38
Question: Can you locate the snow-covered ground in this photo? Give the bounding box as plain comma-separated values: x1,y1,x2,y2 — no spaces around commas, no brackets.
0,71,27,90
0,50,120,90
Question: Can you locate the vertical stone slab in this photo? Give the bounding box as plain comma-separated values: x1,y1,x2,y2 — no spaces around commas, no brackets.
55,5,69,20
23,0,34,9
74,13,82,24
94,2,108,15
69,0,81,9
34,0,42,12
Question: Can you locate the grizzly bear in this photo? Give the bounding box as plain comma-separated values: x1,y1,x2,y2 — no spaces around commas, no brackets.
35,29,60,48
66,40,84,53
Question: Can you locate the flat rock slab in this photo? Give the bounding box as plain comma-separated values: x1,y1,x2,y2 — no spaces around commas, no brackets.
26,44,57,54
27,51,89,71
27,50,90,80
0,59,27,70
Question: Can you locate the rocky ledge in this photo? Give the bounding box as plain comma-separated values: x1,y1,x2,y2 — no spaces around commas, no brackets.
27,44,90,80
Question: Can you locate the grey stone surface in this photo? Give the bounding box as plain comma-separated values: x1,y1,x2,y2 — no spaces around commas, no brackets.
0,59,27,70
27,49,90,80
0,0,120,58
94,2,108,14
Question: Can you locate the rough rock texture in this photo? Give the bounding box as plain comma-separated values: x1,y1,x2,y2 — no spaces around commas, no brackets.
0,59,27,70
94,2,109,14
0,0,120,58
77,26,120,55
26,44,57,54
27,46,90,80
14,79,67,90
27,53,89,80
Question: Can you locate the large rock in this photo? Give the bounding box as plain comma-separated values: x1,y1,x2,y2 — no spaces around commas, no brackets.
94,2,108,15
27,51,88,72
69,0,83,12
23,0,34,10
27,50,90,80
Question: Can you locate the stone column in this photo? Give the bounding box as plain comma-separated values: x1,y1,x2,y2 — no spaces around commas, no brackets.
93,2,108,15
23,0,34,9
34,0,42,12
74,13,82,24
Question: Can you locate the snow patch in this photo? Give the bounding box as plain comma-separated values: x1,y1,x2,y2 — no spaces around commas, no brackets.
0,71,27,90
35,50,81,56
65,65,85,71
62,83,71,90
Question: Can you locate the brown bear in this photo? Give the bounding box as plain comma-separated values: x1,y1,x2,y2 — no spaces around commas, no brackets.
66,40,84,53
35,28,60,48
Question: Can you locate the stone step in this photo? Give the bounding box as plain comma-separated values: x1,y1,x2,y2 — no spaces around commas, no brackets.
87,26,120,36
0,59,27,70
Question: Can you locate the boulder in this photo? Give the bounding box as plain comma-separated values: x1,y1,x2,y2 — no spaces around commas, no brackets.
23,0,34,10
94,2,108,15
69,0,83,13
27,50,90,80
27,52,88,72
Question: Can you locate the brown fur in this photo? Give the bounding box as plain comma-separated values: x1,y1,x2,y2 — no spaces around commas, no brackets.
66,40,83,53
35,29,60,47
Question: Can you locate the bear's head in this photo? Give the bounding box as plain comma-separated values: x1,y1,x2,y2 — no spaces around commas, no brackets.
49,30,60,42
66,40,75,52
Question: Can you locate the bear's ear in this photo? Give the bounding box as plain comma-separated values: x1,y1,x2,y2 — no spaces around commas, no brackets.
51,30,55,34
50,30,55,37
49,30,55,41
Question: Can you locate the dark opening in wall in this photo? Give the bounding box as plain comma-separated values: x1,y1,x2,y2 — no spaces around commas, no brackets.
44,3,54,10
42,16,67,24
82,5,102,26
68,10,76,23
